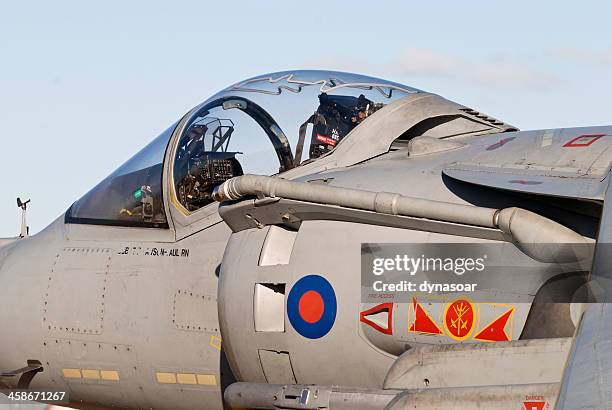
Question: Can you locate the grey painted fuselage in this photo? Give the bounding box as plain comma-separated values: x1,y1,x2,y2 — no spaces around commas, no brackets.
0,71,609,409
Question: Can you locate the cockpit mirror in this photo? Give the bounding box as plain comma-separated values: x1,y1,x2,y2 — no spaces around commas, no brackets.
223,100,247,110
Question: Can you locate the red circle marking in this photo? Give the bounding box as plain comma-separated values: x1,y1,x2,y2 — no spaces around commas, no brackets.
298,290,325,324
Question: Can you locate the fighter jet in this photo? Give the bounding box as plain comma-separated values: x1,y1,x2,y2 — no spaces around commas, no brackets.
0,70,608,409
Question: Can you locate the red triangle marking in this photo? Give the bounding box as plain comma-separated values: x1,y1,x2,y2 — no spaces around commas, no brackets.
409,298,443,335
523,401,545,410
360,303,393,335
474,308,513,342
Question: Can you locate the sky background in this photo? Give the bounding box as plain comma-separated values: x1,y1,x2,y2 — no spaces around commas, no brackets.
1,1,611,236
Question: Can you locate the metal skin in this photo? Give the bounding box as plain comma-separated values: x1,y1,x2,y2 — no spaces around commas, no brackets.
0,216,233,409
215,93,608,407
0,70,608,409
215,174,591,383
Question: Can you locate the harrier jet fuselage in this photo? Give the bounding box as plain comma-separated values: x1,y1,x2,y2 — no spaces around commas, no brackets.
0,71,608,409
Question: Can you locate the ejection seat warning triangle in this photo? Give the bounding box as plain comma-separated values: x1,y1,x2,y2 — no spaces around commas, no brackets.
408,298,442,335
523,401,546,410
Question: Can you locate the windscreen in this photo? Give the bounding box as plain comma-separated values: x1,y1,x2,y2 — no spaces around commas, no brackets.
67,124,175,228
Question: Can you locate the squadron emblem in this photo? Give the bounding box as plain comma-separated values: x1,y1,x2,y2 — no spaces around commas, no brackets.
443,299,475,341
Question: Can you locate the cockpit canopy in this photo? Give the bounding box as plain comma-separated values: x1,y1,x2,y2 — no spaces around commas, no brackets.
67,70,420,227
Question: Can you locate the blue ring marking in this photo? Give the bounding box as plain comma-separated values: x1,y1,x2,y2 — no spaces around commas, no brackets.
287,275,337,339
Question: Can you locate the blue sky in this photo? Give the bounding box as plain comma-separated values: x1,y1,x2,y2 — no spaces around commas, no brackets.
1,1,611,236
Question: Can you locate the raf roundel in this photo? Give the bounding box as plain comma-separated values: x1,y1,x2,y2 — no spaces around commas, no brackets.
287,275,337,339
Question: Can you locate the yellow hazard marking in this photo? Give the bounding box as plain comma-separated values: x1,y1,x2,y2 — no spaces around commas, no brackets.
100,370,120,381
82,369,100,380
210,335,222,350
62,368,82,379
63,368,120,381
156,372,177,384
177,373,197,385
197,374,217,386
155,371,217,386
541,130,554,147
